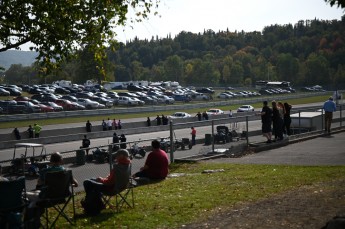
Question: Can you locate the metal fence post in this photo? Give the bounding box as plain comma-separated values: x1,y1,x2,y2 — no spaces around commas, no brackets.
321,109,324,131
169,120,174,163
340,105,342,127
211,120,214,153
246,116,249,146
298,111,301,134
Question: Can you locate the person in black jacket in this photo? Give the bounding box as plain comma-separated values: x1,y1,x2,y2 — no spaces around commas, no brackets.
120,134,127,149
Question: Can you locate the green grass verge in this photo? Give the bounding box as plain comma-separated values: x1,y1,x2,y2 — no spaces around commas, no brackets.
54,162,344,228
0,94,329,129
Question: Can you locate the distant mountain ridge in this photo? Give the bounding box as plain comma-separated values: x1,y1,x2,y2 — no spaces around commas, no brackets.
0,50,37,70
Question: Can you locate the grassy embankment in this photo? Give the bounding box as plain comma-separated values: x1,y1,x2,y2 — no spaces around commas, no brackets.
0,94,329,129
53,162,345,228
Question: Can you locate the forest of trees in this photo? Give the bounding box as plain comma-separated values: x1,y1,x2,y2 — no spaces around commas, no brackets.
2,17,345,89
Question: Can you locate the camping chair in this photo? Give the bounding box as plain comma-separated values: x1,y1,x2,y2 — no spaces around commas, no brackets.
102,163,134,212
37,170,75,229
0,176,27,228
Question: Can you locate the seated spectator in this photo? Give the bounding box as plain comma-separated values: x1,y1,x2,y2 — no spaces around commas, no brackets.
133,140,169,180
26,152,78,208
83,149,131,197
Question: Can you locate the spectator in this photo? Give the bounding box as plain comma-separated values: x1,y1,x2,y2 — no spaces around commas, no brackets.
81,135,91,155
162,115,168,125
147,117,151,127
196,111,202,121
260,101,272,143
112,132,120,152
120,134,126,149
133,140,169,180
26,152,78,208
118,120,122,129
283,102,292,136
102,120,107,131
323,96,337,134
13,127,21,140
229,110,233,117
107,118,112,130
191,127,196,145
202,111,209,120
86,120,92,132
112,119,118,130
33,123,42,138
155,115,161,126
82,149,131,201
27,125,34,138
272,101,284,141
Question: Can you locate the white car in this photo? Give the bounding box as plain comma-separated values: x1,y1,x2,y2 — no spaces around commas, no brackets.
76,98,105,109
217,92,233,99
116,96,139,106
155,95,175,104
206,109,224,115
237,105,255,112
169,112,192,119
191,93,210,101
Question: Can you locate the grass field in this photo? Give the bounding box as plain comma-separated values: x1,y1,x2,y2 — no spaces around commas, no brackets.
51,162,345,228
0,94,329,129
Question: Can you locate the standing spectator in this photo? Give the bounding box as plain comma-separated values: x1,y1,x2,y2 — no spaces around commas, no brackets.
13,127,21,140
272,101,284,141
33,123,42,138
112,119,118,130
229,110,233,117
107,118,112,130
27,125,34,138
120,134,126,149
202,111,209,120
147,117,151,127
260,101,272,143
112,132,120,151
155,115,161,126
196,112,202,121
133,140,169,180
118,120,122,129
81,135,91,155
101,120,107,131
162,115,168,125
190,127,196,145
323,96,337,134
283,102,292,136
86,120,92,132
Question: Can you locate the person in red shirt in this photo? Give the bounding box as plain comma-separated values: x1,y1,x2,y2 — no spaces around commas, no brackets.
83,149,131,195
191,127,196,145
134,140,169,179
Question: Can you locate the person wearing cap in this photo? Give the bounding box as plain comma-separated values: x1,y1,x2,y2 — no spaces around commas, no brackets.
323,96,337,134
83,149,131,196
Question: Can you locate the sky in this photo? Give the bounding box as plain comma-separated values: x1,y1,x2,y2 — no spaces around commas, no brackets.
115,0,344,42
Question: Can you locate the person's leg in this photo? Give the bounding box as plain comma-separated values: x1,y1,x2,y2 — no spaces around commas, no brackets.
83,179,106,195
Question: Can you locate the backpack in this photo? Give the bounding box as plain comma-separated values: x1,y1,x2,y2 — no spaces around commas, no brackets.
81,191,105,216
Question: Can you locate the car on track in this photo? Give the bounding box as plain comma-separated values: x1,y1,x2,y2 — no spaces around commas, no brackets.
206,109,224,115
237,105,255,112
169,112,192,119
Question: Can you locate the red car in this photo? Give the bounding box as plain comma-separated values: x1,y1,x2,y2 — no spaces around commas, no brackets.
37,103,55,112
14,96,30,101
55,99,79,110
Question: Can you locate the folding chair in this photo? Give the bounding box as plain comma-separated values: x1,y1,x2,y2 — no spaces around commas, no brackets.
37,170,75,229
0,176,27,228
102,163,134,212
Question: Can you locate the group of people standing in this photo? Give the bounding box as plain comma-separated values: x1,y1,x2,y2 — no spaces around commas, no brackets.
260,100,292,143
12,123,42,140
102,118,122,131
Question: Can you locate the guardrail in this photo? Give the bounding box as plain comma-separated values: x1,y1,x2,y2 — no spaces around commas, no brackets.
0,92,328,122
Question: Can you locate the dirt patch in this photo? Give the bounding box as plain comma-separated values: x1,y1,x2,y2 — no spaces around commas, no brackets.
182,179,345,229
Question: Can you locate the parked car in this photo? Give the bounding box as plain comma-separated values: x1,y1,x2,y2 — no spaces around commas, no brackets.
16,101,41,113
217,92,233,99
116,96,139,106
41,102,64,112
191,93,210,101
155,95,175,104
138,96,158,105
169,112,192,119
130,97,145,106
0,100,27,114
2,87,21,96
172,94,191,102
55,99,80,110
60,95,78,102
76,98,105,109
237,105,255,112
92,97,113,108
0,88,10,96
196,87,215,94
206,109,224,115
